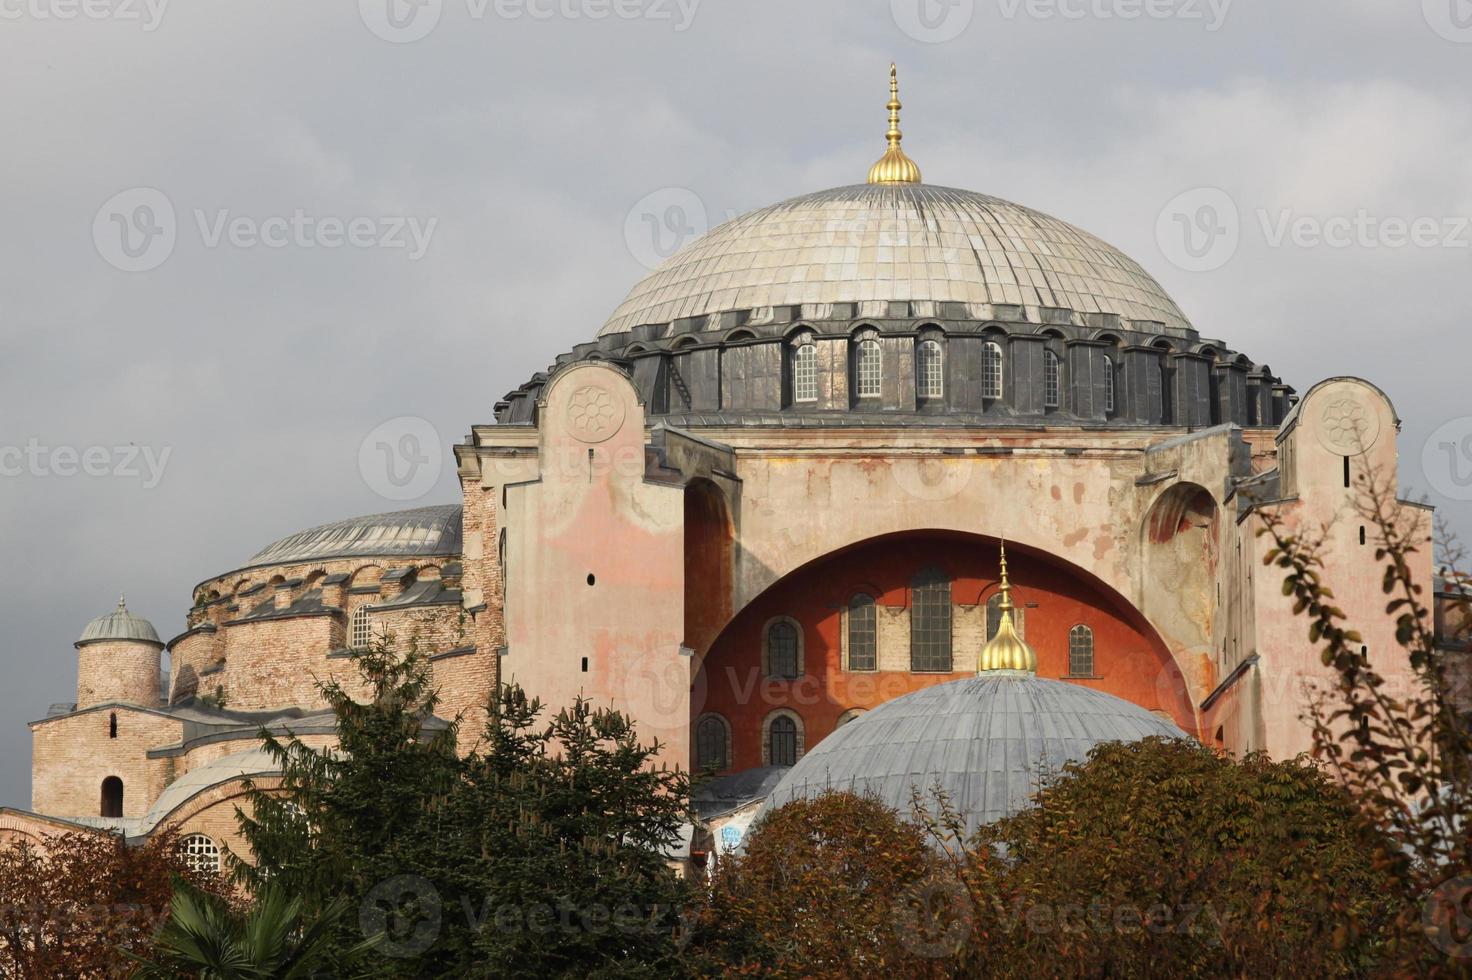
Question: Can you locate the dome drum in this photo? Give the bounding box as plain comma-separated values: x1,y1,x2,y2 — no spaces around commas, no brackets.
496,308,1290,429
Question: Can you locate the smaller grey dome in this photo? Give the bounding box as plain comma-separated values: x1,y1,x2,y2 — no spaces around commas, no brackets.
76,597,163,648
247,504,463,567
759,673,1185,838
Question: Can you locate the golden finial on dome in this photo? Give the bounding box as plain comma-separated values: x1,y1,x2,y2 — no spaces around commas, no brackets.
979,541,1038,674
867,63,922,186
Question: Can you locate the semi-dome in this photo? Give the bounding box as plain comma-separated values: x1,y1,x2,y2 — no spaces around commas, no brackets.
246,504,463,568
76,597,163,649
758,673,1186,837
601,183,1192,338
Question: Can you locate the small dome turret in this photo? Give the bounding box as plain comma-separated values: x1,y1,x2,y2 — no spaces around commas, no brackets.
76,596,163,649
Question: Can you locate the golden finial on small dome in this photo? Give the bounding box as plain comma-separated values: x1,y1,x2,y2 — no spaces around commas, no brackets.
979,541,1038,674
867,63,922,185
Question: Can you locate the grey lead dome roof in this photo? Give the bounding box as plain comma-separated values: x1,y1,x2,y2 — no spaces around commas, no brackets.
76,598,163,648
601,183,1193,338
247,504,463,567
758,673,1186,837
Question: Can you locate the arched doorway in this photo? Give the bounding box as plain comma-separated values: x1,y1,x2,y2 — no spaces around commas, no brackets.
100,776,124,818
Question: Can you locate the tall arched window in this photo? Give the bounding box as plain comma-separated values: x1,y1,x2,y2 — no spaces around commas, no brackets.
766,621,800,679
986,594,1026,640
696,714,729,771
1103,354,1116,415
100,776,123,818
792,343,818,403
768,715,799,767
917,340,944,398
910,566,952,672
1044,349,1061,408
981,342,1004,400
1069,625,1095,677
847,593,877,671
350,605,373,650
178,834,221,874
855,339,882,398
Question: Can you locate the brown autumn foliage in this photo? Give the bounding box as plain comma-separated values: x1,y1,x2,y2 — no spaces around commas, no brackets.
689,790,958,979
0,828,228,979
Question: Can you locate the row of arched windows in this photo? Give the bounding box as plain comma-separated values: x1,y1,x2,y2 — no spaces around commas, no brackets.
789,338,1007,403
696,708,868,771
763,585,1099,677
783,338,1128,411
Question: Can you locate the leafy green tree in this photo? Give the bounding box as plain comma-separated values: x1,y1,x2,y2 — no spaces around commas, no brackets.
233,637,694,978
128,882,377,978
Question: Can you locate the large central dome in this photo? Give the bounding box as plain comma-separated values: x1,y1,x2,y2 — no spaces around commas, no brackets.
601,183,1192,338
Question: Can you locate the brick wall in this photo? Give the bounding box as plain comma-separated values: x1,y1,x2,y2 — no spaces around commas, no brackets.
31,708,181,819
77,640,161,709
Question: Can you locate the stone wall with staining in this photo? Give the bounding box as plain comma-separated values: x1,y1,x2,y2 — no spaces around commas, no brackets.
499,362,691,770
1233,378,1432,759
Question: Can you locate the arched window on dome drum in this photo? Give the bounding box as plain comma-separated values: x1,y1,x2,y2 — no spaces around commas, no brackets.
910,566,952,672
855,339,882,398
981,342,1004,400
1069,625,1095,677
986,593,1026,640
767,621,800,679
1103,355,1116,415
696,715,729,771
1044,349,1061,409
793,343,818,403
769,716,798,767
350,605,373,651
847,593,877,671
100,776,123,818
917,340,944,399
178,834,221,875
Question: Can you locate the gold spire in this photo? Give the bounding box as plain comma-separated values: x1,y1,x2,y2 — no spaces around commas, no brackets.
867,64,922,185
979,541,1038,674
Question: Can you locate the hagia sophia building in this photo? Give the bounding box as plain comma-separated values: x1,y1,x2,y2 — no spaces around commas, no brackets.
0,68,1444,867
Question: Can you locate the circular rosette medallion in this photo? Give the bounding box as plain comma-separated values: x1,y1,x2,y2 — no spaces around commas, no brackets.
1317,395,1380,456
564,384,626,444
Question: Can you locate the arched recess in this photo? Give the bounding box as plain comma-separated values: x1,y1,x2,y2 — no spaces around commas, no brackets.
693,529,1200,771
1141,482,1221,663
684,479,734,657
100,776,124,818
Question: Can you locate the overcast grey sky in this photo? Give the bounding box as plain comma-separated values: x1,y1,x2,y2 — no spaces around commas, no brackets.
2,0,1470,808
